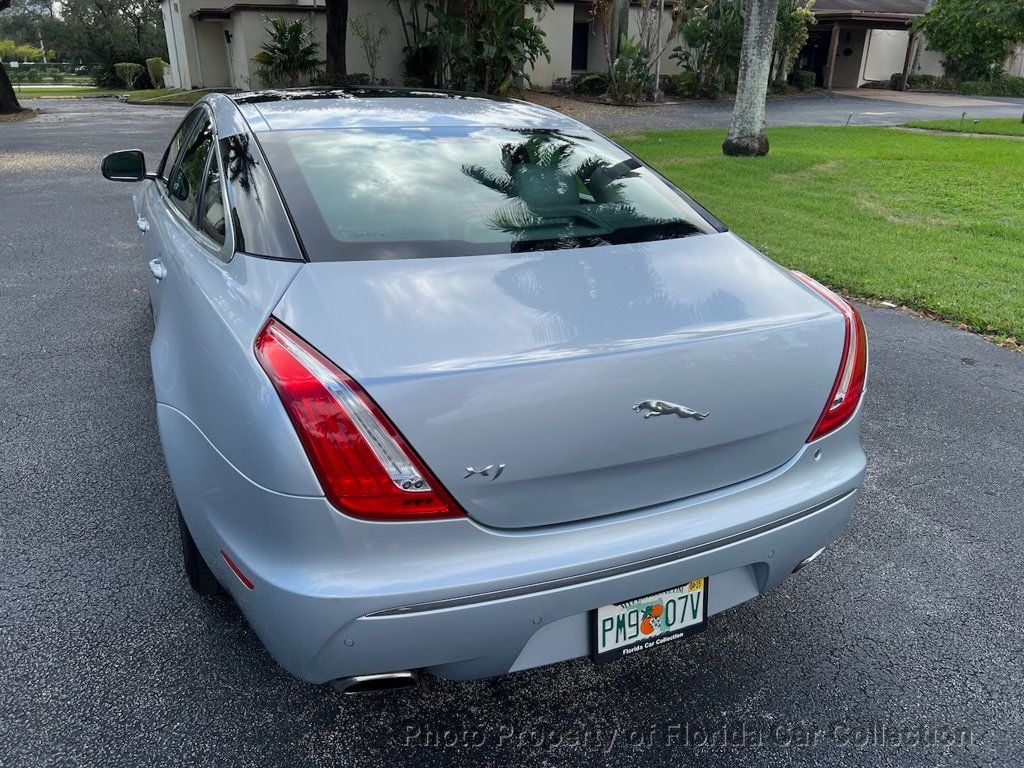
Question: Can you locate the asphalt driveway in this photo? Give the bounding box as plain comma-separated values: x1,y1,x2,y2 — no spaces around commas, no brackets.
524,88,1024,132
2,99,1023,767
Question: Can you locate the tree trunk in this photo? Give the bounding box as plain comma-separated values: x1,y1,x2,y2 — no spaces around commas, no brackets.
325,0,349,77
723,0,780,157
0,0,21,114
0,60,20,114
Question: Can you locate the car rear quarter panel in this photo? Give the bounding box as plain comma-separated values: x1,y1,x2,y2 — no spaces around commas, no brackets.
146,225,318,496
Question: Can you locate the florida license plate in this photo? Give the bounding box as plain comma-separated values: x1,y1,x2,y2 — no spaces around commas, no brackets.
592,579,708,663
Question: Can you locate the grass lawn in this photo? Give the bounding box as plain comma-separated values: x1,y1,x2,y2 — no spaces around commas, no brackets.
618,126,1024,341
904,117,1024,137
119,88,207,105
12,86,116,98
11,86,206,104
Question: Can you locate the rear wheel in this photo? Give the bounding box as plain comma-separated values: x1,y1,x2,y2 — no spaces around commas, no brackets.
177,505,223,596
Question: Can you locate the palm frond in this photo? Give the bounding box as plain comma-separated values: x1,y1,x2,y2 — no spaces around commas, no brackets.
461,164,516,198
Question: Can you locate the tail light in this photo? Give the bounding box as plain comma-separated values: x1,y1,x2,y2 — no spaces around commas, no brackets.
254,318,464,521
791,272,868,442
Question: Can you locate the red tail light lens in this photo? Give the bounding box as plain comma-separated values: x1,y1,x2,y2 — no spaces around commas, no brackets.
254,318,464,521
791,272,868,442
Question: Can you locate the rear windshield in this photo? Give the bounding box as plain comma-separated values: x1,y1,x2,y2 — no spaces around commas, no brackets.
259,127,717,261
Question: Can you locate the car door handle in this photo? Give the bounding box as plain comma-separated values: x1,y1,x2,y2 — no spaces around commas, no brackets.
137,216,150,233
148,259,167,281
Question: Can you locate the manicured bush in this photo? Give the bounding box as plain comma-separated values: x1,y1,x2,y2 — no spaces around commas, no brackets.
311,72,372,87
888,72,945,90
146,58,169,88
956,75,1024,96
792,69,816,90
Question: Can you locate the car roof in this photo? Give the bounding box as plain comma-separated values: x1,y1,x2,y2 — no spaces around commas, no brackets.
211,87,588,133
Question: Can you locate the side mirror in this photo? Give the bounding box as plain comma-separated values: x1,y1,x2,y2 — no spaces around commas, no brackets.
102,150,148,182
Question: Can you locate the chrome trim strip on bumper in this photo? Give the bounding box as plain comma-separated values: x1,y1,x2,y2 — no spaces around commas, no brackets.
367,489,857,617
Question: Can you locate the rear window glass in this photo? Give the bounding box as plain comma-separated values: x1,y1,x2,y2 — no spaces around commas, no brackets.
259,127,716,261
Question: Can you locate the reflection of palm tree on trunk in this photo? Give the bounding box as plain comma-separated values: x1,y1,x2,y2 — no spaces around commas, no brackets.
460,133,682,249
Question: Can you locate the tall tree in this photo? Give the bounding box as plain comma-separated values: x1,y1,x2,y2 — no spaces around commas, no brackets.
324,0,348,76
0,0,21,114
722,0,780,156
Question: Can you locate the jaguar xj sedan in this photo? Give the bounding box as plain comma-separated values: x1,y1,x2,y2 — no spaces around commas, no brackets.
102,88,867,693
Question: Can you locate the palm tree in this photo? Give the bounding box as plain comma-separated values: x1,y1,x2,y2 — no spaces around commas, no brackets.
722,0,780,156
461,133,683,248
252,16,323,88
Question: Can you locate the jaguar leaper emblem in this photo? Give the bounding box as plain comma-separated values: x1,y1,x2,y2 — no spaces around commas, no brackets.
632,399,709,421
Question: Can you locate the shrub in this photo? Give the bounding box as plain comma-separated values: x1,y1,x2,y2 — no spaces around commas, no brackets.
311,72,372,87
662,71,697,98
956,75,1024,96
793,69,816,90
113,62,145,89
606,35,653,104
577,71,609,95
913,0,1024,83
888,72,944,90
146,57,169,88
552,76,574,94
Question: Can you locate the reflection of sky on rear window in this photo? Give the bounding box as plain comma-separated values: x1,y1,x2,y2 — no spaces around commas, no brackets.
282,127,708,247
286,130,514,242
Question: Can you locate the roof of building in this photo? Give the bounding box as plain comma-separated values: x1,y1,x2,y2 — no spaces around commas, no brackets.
811,0,928,25
813,0,928,12
228,88,586,132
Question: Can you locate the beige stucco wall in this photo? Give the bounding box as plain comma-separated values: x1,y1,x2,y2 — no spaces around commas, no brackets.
526,3,575,87
916,43,945,77
626,5,683,78
345,0,408,84
194,20,231,88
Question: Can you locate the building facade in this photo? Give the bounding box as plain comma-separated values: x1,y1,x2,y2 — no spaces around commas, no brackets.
160,0,1016,94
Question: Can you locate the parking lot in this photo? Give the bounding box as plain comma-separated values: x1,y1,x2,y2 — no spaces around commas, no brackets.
2,98,1023,767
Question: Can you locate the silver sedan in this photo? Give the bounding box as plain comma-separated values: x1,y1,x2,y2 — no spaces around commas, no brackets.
101,88,867,693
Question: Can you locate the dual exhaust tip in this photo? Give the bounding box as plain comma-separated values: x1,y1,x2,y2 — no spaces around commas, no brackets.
331,670,421,695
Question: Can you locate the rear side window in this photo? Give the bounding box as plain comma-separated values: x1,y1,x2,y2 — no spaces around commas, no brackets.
167,117,214,222
218,134,301,259
159,109,203,180
199,160,225,245
259,127,717,261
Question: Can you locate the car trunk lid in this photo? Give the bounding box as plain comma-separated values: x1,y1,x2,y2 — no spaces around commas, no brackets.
273,233,844,529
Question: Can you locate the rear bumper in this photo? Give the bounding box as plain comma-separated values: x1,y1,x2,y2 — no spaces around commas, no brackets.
158,403,866,684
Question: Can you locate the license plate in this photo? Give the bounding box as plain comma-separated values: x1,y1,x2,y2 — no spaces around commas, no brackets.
592,578,708,663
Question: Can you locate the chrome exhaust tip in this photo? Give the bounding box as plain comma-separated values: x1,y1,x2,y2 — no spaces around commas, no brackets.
793,546,827,574
331,671,421,695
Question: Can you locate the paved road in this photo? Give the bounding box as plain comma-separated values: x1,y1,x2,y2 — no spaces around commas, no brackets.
2,99,1023,767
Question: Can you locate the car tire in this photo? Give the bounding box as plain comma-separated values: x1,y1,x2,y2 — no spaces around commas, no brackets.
177,505,223,596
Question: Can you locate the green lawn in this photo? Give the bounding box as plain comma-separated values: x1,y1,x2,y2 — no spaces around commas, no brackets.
904,117,1024,137
12,86,206,104
618,126,1024,341
120,88,207,105
12,86,116,98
